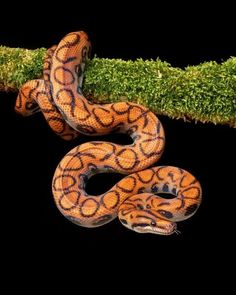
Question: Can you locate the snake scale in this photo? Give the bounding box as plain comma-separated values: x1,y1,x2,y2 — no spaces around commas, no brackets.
15,31,202,235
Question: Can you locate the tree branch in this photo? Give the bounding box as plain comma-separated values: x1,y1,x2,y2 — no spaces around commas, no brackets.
0,45,235,127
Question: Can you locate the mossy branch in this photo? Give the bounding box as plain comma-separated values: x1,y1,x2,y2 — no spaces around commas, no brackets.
0,45,235,127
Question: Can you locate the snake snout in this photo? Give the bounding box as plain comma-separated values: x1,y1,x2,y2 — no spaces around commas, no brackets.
118,193,177,235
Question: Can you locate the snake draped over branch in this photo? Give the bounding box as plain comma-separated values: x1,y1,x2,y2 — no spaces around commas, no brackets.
15,31,202,235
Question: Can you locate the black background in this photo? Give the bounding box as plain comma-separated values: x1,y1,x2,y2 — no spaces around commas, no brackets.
0,2,235,284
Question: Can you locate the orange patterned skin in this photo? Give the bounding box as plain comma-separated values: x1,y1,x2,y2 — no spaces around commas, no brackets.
15,46,79,140
17,31,202,235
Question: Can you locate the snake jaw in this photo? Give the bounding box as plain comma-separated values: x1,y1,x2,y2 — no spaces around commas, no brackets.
119,211,177,235
133,222,177,235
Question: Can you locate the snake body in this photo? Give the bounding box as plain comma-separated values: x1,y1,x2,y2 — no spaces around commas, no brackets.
16,31,202,235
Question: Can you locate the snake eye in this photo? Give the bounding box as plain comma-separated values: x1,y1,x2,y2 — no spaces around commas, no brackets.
137,204,144,210
151,221,156,226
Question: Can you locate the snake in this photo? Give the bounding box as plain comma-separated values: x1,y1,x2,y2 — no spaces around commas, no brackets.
15,31,202,235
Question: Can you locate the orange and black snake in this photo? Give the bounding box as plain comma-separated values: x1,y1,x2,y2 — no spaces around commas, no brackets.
15,31,202,235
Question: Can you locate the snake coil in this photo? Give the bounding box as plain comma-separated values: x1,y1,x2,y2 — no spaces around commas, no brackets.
15,31,202,235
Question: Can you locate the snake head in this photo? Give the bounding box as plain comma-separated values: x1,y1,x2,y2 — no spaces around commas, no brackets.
118,193,177,235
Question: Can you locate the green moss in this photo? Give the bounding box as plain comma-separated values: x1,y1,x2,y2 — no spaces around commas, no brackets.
0,46,235,127
83,57,236,126
0,46,46,90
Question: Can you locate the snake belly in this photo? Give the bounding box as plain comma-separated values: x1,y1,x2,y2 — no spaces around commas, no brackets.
16,31,202,235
